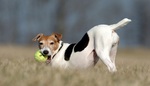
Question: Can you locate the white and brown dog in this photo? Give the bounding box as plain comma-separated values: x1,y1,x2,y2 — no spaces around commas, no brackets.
33,18,131,72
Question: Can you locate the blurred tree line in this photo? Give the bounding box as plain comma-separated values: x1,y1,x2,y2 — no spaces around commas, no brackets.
0,0,150,48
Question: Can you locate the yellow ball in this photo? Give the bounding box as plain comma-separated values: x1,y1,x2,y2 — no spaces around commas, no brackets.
34,50,48,62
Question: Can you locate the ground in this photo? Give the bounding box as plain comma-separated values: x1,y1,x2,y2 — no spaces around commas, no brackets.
0,45,150,86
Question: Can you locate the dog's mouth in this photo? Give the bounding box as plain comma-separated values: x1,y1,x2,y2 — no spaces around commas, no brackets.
46,55,51,64
47,56,51,60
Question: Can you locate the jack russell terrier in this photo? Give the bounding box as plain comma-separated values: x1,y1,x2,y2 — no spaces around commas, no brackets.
33,18,131,72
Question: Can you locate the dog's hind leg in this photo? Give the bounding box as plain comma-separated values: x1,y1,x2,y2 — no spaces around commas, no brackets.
95,48,117,72
94,39,117,72
109,32,119,71
94,35,117,72
109,43,118,71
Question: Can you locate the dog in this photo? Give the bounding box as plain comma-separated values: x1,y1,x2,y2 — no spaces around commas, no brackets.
33,18,131,72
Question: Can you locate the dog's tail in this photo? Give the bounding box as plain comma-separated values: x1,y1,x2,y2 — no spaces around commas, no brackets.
110,18,131,31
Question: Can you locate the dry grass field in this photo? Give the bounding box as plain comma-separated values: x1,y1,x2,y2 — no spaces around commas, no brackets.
0,45,150,86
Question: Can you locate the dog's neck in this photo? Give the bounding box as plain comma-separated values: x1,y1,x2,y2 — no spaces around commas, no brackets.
51,41,63,59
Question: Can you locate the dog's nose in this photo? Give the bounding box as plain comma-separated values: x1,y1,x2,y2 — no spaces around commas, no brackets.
43,50,49,55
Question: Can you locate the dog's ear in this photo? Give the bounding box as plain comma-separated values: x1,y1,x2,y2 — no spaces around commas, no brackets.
32,33,44,41
53,33,62,41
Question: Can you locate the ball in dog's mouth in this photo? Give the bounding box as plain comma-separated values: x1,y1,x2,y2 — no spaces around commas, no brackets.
34,50,48,62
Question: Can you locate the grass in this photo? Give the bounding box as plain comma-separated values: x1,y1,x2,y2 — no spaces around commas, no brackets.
0,45,150,86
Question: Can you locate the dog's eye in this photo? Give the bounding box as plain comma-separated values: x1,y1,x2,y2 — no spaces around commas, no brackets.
50,42,54,45
39,42,43,45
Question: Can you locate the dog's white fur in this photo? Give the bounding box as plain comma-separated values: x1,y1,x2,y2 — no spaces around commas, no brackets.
33,18,131,72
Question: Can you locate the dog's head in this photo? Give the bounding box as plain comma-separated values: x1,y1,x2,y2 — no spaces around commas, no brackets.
33,33,62,57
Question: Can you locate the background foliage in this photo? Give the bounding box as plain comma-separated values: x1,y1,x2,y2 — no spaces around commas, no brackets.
0,0,150,47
